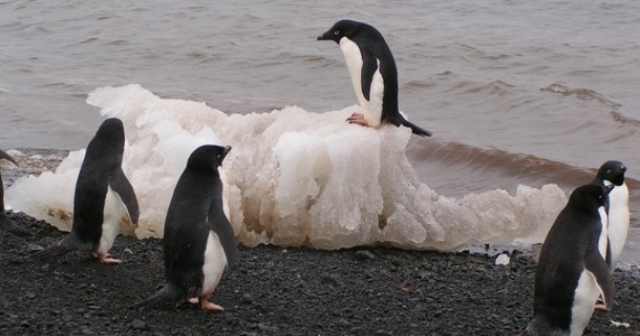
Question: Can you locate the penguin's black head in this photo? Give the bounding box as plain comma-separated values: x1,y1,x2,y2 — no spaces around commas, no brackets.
596,160,627,186
188,145,232,171
317,19,372,44
95,118,125,142
569,184,613,211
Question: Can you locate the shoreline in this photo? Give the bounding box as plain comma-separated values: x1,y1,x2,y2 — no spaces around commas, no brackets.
1,212,639,335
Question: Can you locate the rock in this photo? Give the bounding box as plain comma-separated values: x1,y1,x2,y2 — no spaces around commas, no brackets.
130,319,147,330
321,274,340,287
241,293,253,304
27,244,44,252
336,318,352,327
355,250,376,260
257,323,278,332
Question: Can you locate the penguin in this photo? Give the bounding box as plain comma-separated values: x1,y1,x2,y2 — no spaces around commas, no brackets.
520,184,615,336
590,160,629,271
131,145,237,312
317,19,433,137
0,149,31,236
32,118,139,264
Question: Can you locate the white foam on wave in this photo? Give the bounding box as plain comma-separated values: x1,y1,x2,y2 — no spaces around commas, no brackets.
5,84,567,251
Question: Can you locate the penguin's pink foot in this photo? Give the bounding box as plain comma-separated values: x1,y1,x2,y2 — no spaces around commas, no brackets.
594,297,609,312
93,253,122,265
594,302,609,311
188,298,199,305
199,298,224,312
346,113,369,127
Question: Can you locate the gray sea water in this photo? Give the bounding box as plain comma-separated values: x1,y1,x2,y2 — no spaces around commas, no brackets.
1,0,639,263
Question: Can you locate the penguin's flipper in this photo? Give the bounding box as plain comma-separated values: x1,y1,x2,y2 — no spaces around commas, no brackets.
110,167,139,224
208,208,238,268
584,247,615,311
129,284,183,310
360,53,378,101
0,215,32,236
0,149,18,166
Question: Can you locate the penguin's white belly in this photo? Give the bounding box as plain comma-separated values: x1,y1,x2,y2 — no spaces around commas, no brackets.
569,270,599,336
201,231,227,297
596,206,608,259
367,67,384,127
97,186,124,254
607,183,630,270
339,37,383,128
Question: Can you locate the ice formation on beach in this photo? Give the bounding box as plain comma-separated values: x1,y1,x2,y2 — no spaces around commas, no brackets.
6,84,567,251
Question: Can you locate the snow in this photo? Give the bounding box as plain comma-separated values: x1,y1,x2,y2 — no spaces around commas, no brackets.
5,84,567,251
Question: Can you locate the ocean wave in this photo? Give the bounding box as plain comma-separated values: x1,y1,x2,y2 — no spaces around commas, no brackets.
541,83,640,125
6,84,568,251
411,140,600,187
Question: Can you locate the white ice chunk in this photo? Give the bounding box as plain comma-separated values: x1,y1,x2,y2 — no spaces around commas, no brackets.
5,84,567,250
495,253,510,266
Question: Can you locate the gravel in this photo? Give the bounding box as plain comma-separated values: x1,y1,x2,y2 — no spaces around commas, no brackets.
1,212,639,335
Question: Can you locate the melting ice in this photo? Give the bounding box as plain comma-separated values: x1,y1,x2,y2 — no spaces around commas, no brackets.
5,84,567,251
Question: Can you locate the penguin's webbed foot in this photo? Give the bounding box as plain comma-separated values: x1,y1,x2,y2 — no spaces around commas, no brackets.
199,298,224,312
94,252,122,265
594,297,609,312
188,297,199,305
346,113,369,127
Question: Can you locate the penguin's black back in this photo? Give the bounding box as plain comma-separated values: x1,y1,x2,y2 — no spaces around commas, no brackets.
532,184,606,330
329,20,400,123
72,118,125,245
163,145,234,297
349,21,400,124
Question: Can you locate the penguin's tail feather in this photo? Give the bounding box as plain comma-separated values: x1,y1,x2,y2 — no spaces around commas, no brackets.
30,236,81,261
399,118,432,137
129,284,183,310
0,216,32,237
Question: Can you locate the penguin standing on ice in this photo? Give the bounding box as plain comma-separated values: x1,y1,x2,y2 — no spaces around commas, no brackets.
590,160,629,271
132,145,237,312
521,184,615,336
317,19,432,137
0,149,30,236
32,118,139,264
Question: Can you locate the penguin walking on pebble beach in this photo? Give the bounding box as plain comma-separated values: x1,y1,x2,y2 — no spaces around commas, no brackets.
131,145,237,312
521,184,615,336
317,19,432,137
32,118,139,264
0,149,30,236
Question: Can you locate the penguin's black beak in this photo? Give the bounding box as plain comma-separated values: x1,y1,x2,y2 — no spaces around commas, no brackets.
223,146,231,155
317,30,334,42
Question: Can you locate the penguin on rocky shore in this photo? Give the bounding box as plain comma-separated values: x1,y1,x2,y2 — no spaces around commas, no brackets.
31,118,139,264
521,184,615,336
131,145,237,312
590,160,629,271
0,149,30,236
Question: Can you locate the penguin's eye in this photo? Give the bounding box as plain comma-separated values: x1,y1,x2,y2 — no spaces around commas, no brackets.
334,29,340,35
606,169,612,173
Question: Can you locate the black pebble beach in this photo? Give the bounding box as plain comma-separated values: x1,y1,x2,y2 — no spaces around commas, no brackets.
1,212,639,336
